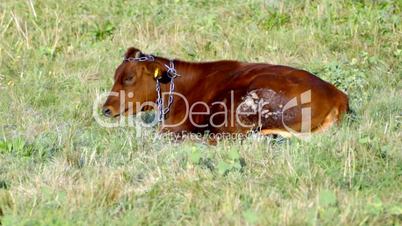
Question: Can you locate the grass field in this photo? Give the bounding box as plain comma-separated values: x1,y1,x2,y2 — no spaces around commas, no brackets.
0,0,401,225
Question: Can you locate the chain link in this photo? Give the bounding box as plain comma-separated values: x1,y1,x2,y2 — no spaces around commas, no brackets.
156,80,163,121
164,60,181,79
124,55,155,62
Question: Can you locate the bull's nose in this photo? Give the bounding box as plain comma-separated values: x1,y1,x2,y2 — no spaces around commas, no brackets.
102,107,112,117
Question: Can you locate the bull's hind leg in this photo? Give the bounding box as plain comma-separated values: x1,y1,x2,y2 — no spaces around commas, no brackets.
260,129,293,138
261,107,340,138
260,108,339,137
311,107,339,133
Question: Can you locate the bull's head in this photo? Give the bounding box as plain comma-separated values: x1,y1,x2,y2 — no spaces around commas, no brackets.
102,47,168,117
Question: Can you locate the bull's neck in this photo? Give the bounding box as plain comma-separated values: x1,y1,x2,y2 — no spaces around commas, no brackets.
155,57,204,96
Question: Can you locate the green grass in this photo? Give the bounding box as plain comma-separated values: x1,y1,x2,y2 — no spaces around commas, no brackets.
0,0,401,225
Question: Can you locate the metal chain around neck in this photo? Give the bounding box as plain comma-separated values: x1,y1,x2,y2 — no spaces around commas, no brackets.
155,75,176,122
156,59,180,122
123,54,179,122
124,55,155,62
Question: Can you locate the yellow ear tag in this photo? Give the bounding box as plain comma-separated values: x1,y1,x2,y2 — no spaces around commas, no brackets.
154,68,160,78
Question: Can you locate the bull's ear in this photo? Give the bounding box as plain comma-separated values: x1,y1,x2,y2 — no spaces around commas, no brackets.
144,62,171,83
144,62,165,79
134,51,142,58
124,47,143,59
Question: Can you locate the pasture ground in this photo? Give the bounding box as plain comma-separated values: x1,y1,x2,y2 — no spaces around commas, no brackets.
0,0,401,225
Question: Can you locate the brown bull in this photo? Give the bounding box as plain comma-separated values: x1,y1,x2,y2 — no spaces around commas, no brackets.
102,47,349,137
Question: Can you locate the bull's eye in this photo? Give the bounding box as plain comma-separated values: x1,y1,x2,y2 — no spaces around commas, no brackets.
123,75,135,85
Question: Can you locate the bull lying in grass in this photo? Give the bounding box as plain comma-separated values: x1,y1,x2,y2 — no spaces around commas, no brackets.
102,47,349,137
